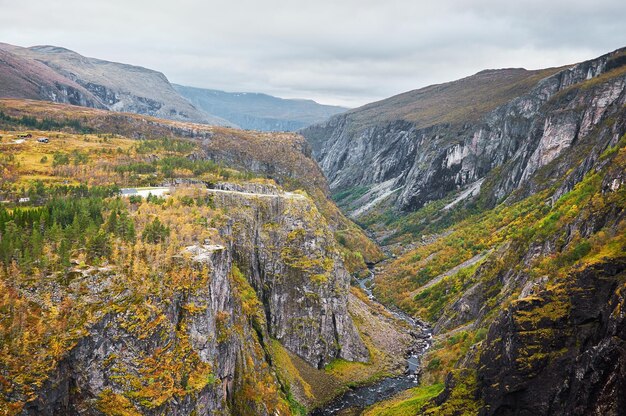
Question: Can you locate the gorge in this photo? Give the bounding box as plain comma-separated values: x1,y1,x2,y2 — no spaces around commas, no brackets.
0,42,625,416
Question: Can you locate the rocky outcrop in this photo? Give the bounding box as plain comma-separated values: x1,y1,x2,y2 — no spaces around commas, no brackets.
17,187,366,415
209,187,368,368
21,246,264,416
302,47,626,216
477,260,626,416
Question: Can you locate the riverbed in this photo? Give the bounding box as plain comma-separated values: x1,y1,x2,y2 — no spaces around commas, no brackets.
309,268,431,415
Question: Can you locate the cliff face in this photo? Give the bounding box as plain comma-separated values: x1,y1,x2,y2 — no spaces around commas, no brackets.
302,48,626,217
299,48,626,415
477,260,626,416
10,186,366,416
364,115,626,415
21,247,240,415
209,186,368,367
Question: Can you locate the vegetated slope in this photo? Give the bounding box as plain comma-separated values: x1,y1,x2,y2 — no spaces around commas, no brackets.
0,106,401,415
0,43,230,126
344,51,626,415
0,98,383,271
368,119,626,416
174,84,348,131
313,67,557,135
302,47,626,218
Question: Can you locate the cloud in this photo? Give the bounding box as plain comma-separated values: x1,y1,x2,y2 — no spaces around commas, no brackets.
0,0,624,106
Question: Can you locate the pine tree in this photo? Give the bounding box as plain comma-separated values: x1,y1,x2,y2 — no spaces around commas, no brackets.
87,230,111,262
142,218,170,244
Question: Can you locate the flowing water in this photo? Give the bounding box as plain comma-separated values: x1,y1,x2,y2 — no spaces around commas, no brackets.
309,268,432,415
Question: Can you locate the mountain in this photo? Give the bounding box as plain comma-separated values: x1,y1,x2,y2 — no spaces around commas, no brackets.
174,84,348,131
302,48,626,415
0,99,393,415
302,49,625,217
301,65,565,216
0,45,104,108
0,42,346,131
0,43,231,126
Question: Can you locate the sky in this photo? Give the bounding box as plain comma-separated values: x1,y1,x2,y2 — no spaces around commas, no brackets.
1,0,625,107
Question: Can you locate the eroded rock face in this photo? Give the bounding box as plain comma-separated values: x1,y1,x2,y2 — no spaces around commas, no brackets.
22,247,242,416
302,48,626,216
19,188,366,415
477,260,626,416
209,187,368,368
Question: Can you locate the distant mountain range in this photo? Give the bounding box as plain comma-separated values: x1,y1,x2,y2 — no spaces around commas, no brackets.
173,85,348,131
0,43,230,125
0,42,346,130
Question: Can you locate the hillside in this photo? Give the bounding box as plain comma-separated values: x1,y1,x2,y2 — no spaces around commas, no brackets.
174,84,347,131
0,47,104,108
302,47,626,415
0,100,404,415
310,67,561,139
0,98,383,272
0,43,230,126
366,113,626,416
302,47,626,215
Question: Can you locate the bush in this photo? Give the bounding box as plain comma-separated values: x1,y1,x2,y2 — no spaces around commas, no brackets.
427,357,442,371
52,152,70,167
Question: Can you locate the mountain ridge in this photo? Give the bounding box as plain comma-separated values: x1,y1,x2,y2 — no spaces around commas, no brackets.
174,84,348,131
302,46,625,215
302,46,626,415
0,43,232,126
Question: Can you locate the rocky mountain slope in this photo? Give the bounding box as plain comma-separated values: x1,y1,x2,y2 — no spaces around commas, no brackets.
0,99,399,415
302,48,625,217
0,46,104,108
174,85,347,131
302,48,626,415
0,43,230,126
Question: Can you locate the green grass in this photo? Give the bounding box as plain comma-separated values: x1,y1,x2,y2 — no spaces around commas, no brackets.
363,383,444,416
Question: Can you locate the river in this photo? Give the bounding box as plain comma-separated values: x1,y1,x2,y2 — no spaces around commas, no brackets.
309,267,432,415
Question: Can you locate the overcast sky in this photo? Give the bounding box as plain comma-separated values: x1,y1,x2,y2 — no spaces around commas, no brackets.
1,0,625,107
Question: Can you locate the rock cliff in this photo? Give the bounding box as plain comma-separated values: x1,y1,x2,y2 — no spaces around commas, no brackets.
302,48,626,217
209,186,368,367
300,47,626,415
477,260,626,416
6,186,366,415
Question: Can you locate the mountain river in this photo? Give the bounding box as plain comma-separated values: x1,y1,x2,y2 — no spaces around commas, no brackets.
309,267,432,415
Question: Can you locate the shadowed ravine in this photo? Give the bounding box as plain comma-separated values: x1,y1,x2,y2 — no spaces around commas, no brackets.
310,267,432,415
